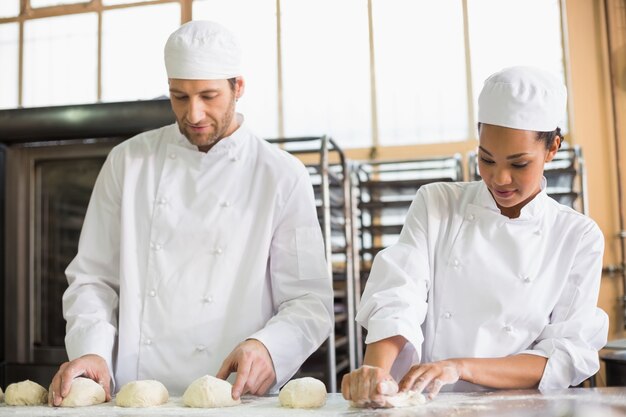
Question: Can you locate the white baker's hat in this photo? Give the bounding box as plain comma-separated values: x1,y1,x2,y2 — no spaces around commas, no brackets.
164,20,242,80
478,66,567,131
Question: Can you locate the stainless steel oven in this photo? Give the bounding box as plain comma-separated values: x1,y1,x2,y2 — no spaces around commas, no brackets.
0,100,174,386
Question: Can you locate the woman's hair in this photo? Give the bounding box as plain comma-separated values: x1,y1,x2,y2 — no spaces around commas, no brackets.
537,127,562,150
477,122,562,150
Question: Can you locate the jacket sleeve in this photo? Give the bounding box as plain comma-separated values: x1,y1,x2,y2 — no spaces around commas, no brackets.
356,188,430,360
520,221,608,390
63,149,122,379
248,168,334,389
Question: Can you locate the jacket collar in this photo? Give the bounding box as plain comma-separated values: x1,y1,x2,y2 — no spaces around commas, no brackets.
173,113,248,156
475,177,548,220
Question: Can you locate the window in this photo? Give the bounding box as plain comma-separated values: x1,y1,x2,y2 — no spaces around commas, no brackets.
372,0,469,146
0,0,19,18
0,23,19,109
31,0,88,7
281,0,371,147
0,0,568,147
23,13,98,107
193,0,279,138
467,0,567,132
101,3,180,102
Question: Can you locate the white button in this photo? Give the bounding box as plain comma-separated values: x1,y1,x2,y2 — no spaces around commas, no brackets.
220,201,231,208
503,325,513,332
443,312,452,319
149,290,156,297
466,214,475,221
144,339,152,345
169,153,177,159
154,243,162,251
452,259,460,268
535,229,542,236
202,295,214,304
158,197,168,205
196,345,207,352
213,248,223,255
230,156,239,162
522,276,531,283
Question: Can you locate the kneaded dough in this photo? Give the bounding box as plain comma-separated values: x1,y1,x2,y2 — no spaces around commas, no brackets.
351,390,426,409
115,380,169,408
279,377,327,408
183,375,240,408
60,377,106,407
382,390,426,408
5,380,48,406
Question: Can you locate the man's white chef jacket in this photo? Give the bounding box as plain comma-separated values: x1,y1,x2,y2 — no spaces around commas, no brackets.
357,180,608,391
63,117,334,394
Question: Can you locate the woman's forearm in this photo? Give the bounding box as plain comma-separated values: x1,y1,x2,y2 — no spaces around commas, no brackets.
455,354,548,389
363,335,407,373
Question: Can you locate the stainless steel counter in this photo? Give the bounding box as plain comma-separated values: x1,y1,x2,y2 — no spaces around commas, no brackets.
0,389,625,416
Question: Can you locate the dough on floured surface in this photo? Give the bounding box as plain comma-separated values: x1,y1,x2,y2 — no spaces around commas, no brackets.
60,377,106,407
279,377,327,408
5,380,48,406
351,390,426,409
382,390,426,408
115,380,169,408
183,375,240,408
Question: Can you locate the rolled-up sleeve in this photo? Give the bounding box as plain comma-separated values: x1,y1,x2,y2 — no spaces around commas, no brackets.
356,189,431,359
521,222,608,390
249,168,334,390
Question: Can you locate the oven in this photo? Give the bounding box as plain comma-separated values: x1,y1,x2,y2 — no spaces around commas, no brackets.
0,99,174,386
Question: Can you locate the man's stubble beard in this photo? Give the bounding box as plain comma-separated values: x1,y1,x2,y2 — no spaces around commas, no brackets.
179,96,236,150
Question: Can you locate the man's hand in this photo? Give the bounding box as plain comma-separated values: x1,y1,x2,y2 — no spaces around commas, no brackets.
341,365,398,408
48,354,111,406
398,360,461,399
216,339,276,400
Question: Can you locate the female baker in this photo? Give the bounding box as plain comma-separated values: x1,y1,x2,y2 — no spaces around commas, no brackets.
342,66,608,406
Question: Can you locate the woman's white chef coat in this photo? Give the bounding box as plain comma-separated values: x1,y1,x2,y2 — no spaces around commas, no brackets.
357,180,608,391
63,117,333,394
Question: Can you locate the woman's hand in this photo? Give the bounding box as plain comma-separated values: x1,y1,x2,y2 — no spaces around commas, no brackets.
399,360,462,399
341,365,399,407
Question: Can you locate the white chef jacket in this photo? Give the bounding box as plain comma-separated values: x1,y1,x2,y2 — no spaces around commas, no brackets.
357,180,608,391
63,115,333,394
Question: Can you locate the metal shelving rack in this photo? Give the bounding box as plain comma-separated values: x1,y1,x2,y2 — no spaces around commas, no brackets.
267,136,357,392
354,155,464,271
468,145,588,214
352,155,464,353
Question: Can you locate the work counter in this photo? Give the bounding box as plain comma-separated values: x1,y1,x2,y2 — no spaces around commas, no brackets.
0,388,625,416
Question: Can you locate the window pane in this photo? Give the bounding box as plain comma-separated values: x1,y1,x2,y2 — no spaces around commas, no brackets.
281,0,371,148
31,0,88,7
102,3,180,102
0,0,19,18
103,0,152,5
23,14,97,107
468,0,567,131
0,23,19,109
193,0,278,138
373,0,469,146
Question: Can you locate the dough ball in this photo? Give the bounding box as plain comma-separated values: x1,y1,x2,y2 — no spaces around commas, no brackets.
115,380,169,408
5,380,48,406
182,375,240,408
60,377,106,407
279,377,327,408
